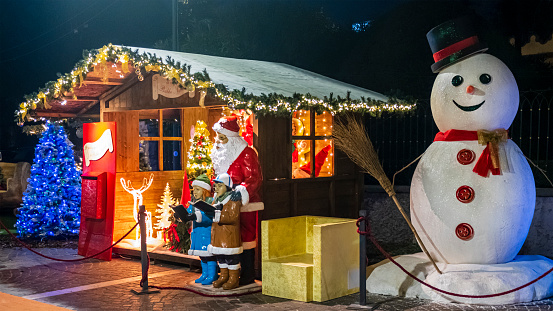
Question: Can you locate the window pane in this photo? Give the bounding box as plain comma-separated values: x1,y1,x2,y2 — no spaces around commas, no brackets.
315,139,333,177
163,109,181,137
139,110,159,137
292,140,311,179
139,140,159,171
292,110,310,136
315,111,332,136
163,141,182,171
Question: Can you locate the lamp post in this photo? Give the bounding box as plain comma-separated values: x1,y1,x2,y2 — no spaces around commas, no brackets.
172,0,178,51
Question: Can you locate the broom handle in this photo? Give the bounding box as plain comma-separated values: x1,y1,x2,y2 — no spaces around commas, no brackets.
391,195,443,274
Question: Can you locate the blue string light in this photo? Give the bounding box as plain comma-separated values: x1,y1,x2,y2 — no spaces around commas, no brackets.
16,122,82,238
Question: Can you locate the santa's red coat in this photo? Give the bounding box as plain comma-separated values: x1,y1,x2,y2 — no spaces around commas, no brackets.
226,146,263,249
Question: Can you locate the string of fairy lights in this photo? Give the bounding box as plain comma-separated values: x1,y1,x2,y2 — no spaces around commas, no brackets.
15,44,416,126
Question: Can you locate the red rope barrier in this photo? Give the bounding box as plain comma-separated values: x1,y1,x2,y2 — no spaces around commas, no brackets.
0,219,138,262
358,216,553,299
2,218,261,297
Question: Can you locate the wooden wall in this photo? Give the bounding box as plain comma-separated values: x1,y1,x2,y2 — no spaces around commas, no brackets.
102,106,223,242
256,115,362,221
103,111,140,172
98,74,225,242
102,74,225,112
99,74,363,242
113,170,184,241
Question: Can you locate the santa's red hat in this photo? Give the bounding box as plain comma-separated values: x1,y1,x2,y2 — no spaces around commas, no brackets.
213,116,240,137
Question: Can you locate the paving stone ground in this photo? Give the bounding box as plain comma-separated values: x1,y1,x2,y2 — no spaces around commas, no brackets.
2,248,553,310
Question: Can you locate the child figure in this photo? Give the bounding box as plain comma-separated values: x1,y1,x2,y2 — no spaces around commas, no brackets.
187,174,217,285
207,173,243,290
171,174,217,285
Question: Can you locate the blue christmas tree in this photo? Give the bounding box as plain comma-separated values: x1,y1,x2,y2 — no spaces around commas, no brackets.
16,122,82,238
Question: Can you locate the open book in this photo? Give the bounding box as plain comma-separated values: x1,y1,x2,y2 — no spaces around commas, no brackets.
170,204,189,222
188,200,217,214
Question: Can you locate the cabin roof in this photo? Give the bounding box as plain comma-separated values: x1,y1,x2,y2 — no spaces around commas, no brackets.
130,47,388,101
15,44,415,125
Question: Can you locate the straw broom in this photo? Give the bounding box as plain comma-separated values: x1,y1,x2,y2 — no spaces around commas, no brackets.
333,114,442,274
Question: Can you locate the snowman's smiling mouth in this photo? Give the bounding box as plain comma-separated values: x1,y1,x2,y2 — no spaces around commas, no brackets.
453,100,485,112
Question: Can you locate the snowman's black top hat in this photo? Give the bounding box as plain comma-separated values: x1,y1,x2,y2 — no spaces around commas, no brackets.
427,16,487,73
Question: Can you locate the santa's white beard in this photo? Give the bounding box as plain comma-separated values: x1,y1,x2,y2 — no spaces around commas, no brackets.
211,136,248,175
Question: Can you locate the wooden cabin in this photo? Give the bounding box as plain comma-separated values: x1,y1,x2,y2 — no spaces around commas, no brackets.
17,45,409,244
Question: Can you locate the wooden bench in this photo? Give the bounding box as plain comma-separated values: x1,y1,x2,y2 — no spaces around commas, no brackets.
0,162,31,210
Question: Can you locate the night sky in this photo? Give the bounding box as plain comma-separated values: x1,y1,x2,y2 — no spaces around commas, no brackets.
0,0,408,161
0,0,536,163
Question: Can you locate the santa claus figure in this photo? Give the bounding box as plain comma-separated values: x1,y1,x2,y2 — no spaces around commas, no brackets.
211,115,264,285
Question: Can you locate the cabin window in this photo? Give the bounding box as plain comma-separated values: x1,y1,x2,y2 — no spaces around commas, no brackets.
139,109,183,172
292,110,334,178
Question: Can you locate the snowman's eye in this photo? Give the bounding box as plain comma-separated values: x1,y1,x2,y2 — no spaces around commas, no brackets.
451,75,464,87
479,74,492,84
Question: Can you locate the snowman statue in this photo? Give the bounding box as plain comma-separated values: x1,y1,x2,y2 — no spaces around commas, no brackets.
366,17,553,305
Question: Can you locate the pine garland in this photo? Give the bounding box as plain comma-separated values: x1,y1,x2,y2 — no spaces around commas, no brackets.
15,44,416,125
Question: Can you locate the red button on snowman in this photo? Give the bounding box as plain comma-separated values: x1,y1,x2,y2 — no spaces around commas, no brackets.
410,17,536,264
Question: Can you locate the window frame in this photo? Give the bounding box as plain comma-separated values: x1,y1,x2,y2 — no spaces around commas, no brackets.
139,109,184,171
291,110,334,179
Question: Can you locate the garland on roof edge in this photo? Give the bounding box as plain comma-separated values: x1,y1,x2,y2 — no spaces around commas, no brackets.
15,44,416,125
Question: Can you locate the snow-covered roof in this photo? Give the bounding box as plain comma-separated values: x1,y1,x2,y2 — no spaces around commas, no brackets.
16,44,415,125
128,46,388,102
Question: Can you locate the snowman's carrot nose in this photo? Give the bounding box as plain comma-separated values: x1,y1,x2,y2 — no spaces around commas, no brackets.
466,85,475,94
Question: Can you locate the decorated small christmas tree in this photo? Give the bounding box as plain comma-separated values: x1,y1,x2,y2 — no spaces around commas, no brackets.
186,120,213,182
154,182,190,253
16,122,81,239
154,183,178,231
163,215,191,254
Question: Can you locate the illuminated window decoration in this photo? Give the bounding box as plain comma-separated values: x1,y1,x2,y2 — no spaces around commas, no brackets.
292,140,312,179
15,44,416,126
292,110,334,179
120,174,155,242
15,122,81,238
229,109,254,146
315,111,332,137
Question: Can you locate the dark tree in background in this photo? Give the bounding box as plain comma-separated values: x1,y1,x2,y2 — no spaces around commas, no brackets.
157,0,351,83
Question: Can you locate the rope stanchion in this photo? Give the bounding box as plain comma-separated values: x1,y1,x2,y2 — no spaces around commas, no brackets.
357,215,553,299
0,218,138,262
132,204,160,295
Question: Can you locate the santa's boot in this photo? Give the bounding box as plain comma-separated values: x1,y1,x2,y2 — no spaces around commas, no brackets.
212,268,228,288
239,249,256,285
195,261,208,283
223,269,240,290
201,261,218,285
